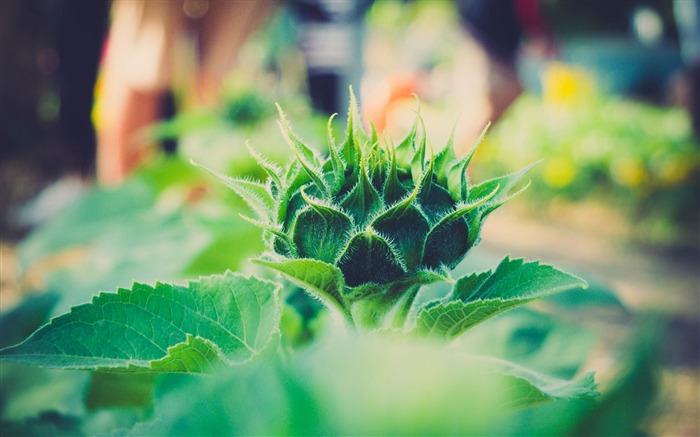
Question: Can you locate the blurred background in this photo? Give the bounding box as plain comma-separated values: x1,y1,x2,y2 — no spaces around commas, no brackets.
1,0,698,435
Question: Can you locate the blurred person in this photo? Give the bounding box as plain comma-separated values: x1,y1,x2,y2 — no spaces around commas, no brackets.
455,0,553,155
7,0,109,233
51,0,110,178
364,0,550,156
96,0,276,186
289,0,373,116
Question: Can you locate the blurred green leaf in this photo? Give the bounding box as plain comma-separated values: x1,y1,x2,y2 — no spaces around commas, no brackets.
0,365,88,421
17,180,155,271
495,317,663,436
85,372,155,411
41,212,212,316
485,356,598,409
127,331,597,436
128,362,321,436
0,293,58,348
17,158,265,316
569,317,662,436
456,307,597,379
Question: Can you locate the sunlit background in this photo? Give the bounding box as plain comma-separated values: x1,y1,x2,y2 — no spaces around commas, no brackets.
1,0,698,435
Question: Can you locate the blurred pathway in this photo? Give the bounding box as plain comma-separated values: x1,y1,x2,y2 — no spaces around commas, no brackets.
482,211,700,319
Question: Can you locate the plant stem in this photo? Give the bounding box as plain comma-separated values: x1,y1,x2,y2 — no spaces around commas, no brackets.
391,285,421,329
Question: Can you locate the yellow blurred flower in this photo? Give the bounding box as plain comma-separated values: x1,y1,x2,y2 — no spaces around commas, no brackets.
543,156,576,188
612,159,646,187
542,62,596,106
91,71,104,129
657,159,693,186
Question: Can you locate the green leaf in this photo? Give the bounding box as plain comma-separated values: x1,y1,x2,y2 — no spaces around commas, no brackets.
415,299,519,339
344,269,449,303
253,257,349,322
567,317,661,437
449,271,491,301
462,257,587,302
364,122,383,180
128,328,599,436
127,360,321,437
278,162,311,226
85,372,155,411
417,143,435,203
455,307,596,379
413,258,587,339
0,272,281,372
149,334,227,373
296,332,595,435
17,180,155,271
480,357,597,409
193,162,274,221
239,214,297,258
33,210,215,316
446,158,470,203
291,148,330,199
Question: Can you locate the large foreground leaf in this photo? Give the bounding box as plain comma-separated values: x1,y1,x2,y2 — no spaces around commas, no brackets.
127,332,597,436
0,272,281,372
414,257,587,339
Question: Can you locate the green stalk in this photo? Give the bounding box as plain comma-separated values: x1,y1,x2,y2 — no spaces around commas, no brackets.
392,284,422,329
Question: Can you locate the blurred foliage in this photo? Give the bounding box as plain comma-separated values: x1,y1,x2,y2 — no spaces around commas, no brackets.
15,90,332,316
16,159,263,315
365,0,459,70
473,67,700,247
150,87,329,174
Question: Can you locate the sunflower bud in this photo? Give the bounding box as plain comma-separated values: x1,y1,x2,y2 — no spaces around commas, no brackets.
204,90,532,328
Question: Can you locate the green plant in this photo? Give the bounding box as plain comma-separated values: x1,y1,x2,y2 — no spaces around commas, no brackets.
475,93,700,246
197,94,584,334
1,93,603,435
